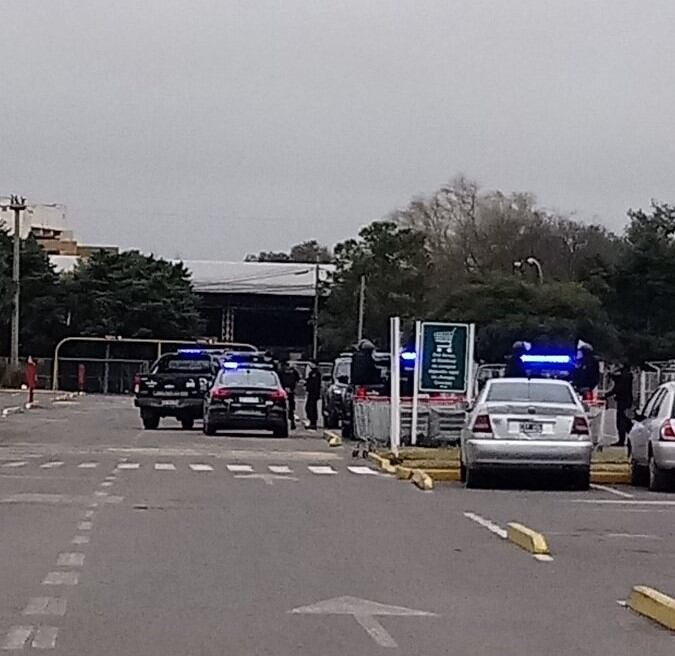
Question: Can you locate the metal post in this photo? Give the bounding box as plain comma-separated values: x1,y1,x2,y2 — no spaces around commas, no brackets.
9,195,26,369
410,321,422,445
466,323,477,403
389,316,401,456
357,275,366,341
312,263,319,360
103,343,111,395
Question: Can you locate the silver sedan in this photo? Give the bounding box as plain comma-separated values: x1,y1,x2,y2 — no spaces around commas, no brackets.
460,378,593,488
627,382,675,491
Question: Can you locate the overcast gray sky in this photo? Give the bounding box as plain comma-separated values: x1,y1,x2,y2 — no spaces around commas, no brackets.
2,0,674,259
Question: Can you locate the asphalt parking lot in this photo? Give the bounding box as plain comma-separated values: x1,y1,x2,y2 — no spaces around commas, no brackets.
0,395,672,654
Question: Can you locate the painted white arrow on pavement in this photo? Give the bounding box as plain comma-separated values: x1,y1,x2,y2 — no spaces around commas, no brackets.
290,596,437,648
234,473,298,486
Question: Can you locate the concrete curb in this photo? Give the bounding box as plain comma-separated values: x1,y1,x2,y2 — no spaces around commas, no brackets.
507,522,550,555
628,585,675,631
1,406,23,418
591,470,631,484
367,452,397,474
323,430,342,447
411,469,434,490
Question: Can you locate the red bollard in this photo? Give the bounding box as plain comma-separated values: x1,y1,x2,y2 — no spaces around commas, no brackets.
26,356,37,405
78,364,86,394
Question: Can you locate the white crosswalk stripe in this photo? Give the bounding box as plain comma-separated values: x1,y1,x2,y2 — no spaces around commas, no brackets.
189,464,213,472
1,625,33,650
117,463,139,470
40,461,64,469
226,464,253,473
347,466,379,475
2,461,27,468
154,463,176,471
308,466,337,475
77,462,98,469
268,465,293,474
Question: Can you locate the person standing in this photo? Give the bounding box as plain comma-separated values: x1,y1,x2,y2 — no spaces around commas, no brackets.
605,364,633,447
572,341,600,400
304,361,322,430
279,360,301,430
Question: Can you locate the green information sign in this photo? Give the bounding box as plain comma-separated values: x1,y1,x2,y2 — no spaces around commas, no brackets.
419,322,470,393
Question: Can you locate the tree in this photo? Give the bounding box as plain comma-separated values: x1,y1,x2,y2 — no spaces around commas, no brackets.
246,240,333,263
63,251,201,339
321,222,432,354
0,231,65,357
604,202,675,362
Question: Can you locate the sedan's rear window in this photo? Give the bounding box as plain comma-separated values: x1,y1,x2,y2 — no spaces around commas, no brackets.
155,356,213,373
218,369,280,388
487,381,575,404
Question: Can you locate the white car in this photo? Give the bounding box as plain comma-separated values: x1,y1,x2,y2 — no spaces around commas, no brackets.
460,378,593,489
627,382,675,491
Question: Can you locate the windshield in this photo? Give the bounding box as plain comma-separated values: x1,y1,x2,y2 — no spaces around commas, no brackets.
335,360,351,381
217,369,280,388
486,381,575,405
154,356,213,374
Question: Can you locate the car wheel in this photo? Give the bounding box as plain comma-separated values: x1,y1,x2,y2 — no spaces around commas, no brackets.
180,416,194,430
459,460,467,483
273,422,289,438
341,421,353,439
202,418,216,436
630,458,648,487
648,452,669,492
465,467,485,489
141,412,160,430
571,468,591,491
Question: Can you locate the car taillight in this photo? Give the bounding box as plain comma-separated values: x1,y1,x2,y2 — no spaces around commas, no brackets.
660,419,675,441
572,416,590,436
133,374,140,394
355,386,368,400
212,387,233,400
269,389,287,402
473,414,492,434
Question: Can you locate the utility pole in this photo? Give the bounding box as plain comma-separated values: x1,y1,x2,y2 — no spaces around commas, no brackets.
357,275,366,341
312,262,320,360
9,195,26,370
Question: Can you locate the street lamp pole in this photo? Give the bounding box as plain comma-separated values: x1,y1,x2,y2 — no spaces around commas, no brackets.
357,275,366,341
312,262,319,360
9,195,26,369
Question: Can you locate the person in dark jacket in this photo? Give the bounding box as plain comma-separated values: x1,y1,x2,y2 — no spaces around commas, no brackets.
278,360,301,430
605,364,633,446
572,342,600,399
304,360,323,430
504,341,530,378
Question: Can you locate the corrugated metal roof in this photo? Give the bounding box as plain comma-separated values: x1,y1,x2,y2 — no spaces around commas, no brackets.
49,256,333,297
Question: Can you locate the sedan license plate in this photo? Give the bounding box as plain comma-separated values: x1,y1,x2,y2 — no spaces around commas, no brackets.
521,421,542,434
239,397,260,404
161,400,180,407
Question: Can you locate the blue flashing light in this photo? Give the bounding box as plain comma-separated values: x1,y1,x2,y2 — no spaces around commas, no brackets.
521,354,572,365
178,348,205,355
400,351,416,361
222,361,239,369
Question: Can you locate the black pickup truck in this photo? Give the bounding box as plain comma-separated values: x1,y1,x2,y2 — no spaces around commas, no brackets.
134,350,217,430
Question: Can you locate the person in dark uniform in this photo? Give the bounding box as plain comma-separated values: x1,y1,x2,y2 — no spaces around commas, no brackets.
304,360,322,430
504,341,530,378
278,360,301,430
605,364,633,446
572,341,600,399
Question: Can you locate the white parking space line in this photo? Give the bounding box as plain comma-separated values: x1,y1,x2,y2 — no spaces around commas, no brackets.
189,464,213,472
82,510,95,519
2,461,27,468
40,461,63,469
534,554,554,562
100,482,113,487
71,536,89,545
77,462,98,469
31,626,58,649
22,597,67,617
570,499,675,506
117,463,139,470
77,522,93,531
463,512,508,539
226,464,253,473
347,466,378,475
56,552,85,567
606,533,662,539
590,484,634,499
42,571,79,586
1,626,33,650
268,465,292,474
154,463,175,471
308,466,337,475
